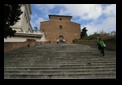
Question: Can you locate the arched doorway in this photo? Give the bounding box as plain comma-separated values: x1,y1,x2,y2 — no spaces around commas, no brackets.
57,35,66,43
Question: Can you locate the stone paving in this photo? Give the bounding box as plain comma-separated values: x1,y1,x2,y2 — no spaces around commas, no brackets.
4,44,116,79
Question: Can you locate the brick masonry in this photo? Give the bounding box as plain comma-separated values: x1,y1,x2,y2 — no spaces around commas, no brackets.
4,38,115,53
40,15,81,43
4,40,41,53
77,40,98,46
77,40,116,51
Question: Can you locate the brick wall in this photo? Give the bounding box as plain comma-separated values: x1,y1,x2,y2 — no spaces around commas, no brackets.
40,16,81,43
77,40,98,47
76,40,116,51
4,40,41,53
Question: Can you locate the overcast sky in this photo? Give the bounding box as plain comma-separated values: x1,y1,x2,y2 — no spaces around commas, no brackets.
30,4,116,35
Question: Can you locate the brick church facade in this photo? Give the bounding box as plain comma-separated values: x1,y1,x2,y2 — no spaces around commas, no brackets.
40,15,81,43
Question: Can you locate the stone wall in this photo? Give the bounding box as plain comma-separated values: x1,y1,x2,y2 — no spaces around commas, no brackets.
4,40,41,53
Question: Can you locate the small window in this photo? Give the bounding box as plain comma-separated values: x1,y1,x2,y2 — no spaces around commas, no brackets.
59,18,62,20
59,25,62,30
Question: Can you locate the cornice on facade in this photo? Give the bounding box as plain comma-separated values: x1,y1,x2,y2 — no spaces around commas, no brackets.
15,32,43,38
28,4,32,14
49,15,72,18
49,15,72,21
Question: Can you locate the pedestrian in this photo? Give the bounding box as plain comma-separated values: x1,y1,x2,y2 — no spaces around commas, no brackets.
97,38,106,56
97,38,101,51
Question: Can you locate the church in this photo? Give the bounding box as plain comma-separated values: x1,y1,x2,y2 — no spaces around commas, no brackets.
40,15,81,43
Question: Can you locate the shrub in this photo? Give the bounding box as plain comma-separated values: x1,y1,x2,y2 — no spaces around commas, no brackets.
72,39,78,43
82,32,100,40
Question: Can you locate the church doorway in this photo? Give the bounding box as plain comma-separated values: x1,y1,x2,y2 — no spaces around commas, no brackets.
57,35,66,43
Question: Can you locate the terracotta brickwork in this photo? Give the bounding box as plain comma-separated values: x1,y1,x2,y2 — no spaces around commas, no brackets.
4,39,40,53
77,40,98,46
40,15,81,43
76,40,116,51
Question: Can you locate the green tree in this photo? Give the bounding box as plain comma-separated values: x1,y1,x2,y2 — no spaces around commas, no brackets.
80,27,88,39
83,32,100,40
34,27,38,32
4,4,23,38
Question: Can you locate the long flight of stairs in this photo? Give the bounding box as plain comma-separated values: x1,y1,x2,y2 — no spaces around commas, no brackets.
4,44,116,79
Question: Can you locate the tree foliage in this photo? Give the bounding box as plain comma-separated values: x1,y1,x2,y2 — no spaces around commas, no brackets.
72,39,78,43
34,27,38,32
4,4,23,38
80,27,88,39
83,32,100,40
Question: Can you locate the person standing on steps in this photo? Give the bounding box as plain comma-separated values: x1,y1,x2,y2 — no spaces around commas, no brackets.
97,37,101,51
97,37,106,56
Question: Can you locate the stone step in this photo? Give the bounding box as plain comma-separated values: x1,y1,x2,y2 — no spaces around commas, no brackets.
4,44,116,79
4,65,116,68
4,58,116,62
4,54,116,58
4,66,116,71
4,70,116,76
4,61,116,65
4,75,116,79
16,53,114,56
4,62,116,66
5,50,115,54
4,61,116,64
4,71,116,76
4,57,116,60
4,73,116,79
4,64,116,68
4,63,116,66
4,52,116,56
4,68,116,72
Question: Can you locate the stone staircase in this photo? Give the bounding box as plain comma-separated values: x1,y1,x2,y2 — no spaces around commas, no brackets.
4,44,116,79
